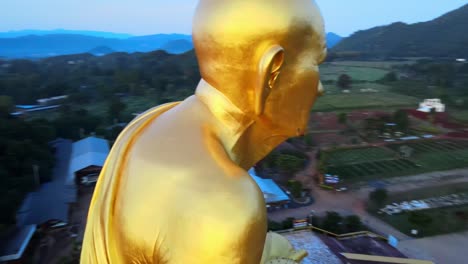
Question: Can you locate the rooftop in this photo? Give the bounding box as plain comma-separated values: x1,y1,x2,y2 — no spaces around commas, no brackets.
249,168,290,204
283,231,341,264
68,136,109,185
0,225,36,261
16,139,76,226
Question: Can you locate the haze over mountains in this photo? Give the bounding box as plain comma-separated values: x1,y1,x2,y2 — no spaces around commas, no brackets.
0,33,193,58
0,29,133,39
2,3,467,60
0,30,342,59
332,3,468,58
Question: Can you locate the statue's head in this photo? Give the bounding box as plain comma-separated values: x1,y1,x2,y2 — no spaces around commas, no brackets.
193,0,326,138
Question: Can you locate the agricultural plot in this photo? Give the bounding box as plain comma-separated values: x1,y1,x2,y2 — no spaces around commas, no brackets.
323,140,468,184
319,63,389,82
312,92,420,112
387,140,468,172
325,147,396,166
328,61,413,70
377,204,468,237
372,183,468,237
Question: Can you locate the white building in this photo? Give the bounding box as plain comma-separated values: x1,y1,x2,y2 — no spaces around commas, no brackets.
418,98,445,113
37,95,68,105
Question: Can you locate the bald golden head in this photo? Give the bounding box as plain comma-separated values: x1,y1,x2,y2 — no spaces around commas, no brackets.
193,0,327,138
193,0,326,82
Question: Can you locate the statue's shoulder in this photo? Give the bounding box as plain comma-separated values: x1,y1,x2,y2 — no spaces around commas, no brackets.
126,101,181,128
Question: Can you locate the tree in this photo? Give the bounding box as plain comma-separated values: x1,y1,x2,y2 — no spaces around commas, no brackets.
369,188,388,207
268,220,283,231
429,107,437,124
408,211,433,227
337,74,351,89
337,113,348,124
108,97,126,121
344,215,363,232
0,95,14,117
303,133,314,146
287,180,303,198
276,154,305,173
282,217,295,229
393,110,409,131
382,72,397,82
322,211,343,233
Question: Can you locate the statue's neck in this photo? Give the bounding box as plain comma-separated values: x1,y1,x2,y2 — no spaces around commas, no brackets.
195,79,286,170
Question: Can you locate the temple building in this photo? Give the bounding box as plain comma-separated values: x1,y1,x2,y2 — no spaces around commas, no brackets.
417,98,445,113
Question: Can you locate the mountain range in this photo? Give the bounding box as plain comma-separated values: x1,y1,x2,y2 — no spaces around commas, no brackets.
0,29,133,39
332,3,468,58
0,33,193,58
0,30,342,59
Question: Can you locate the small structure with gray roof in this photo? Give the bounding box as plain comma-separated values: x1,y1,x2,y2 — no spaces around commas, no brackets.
67,136,109,186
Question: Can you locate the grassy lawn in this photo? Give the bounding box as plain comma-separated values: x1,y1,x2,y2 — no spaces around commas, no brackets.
323,139,468,184
375,205,468,237
313,91,420,112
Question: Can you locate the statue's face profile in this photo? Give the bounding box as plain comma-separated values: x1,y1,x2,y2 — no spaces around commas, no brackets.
193,0,326,138
264,31,326,138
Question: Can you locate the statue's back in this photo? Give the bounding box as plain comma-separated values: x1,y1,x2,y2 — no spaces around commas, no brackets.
81,96,266,263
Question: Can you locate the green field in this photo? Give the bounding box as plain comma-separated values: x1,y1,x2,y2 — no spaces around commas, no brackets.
327,61,413,70
319,63,390,81
376,205,468,237
387,140,468,171
323,139,468,183
321,82,391,94
325,147,396,166
312,91,420,112
451,110,468,122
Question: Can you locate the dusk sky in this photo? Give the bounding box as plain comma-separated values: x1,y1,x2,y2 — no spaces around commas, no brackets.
1,0,467,37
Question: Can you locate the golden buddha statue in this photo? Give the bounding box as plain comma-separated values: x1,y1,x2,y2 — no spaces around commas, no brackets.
81,0,327,263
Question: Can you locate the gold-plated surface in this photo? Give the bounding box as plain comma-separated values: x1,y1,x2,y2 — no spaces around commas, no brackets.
81,0,326,263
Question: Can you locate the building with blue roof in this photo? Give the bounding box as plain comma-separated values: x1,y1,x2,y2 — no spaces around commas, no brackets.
248,168,290,206
0,225,36,262
16,139,76,227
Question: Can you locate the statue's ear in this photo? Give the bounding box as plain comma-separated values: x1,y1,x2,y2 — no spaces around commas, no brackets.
255,45,284,116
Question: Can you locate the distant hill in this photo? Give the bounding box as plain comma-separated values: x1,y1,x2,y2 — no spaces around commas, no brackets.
332,4,468,58
326,32,342,48
0,33,193,58
0,29,133,39
88,46,115,56
162,39,194,54
0,29,343,59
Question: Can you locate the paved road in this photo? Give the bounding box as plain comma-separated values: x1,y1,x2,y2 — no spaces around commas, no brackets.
269,152,468,242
